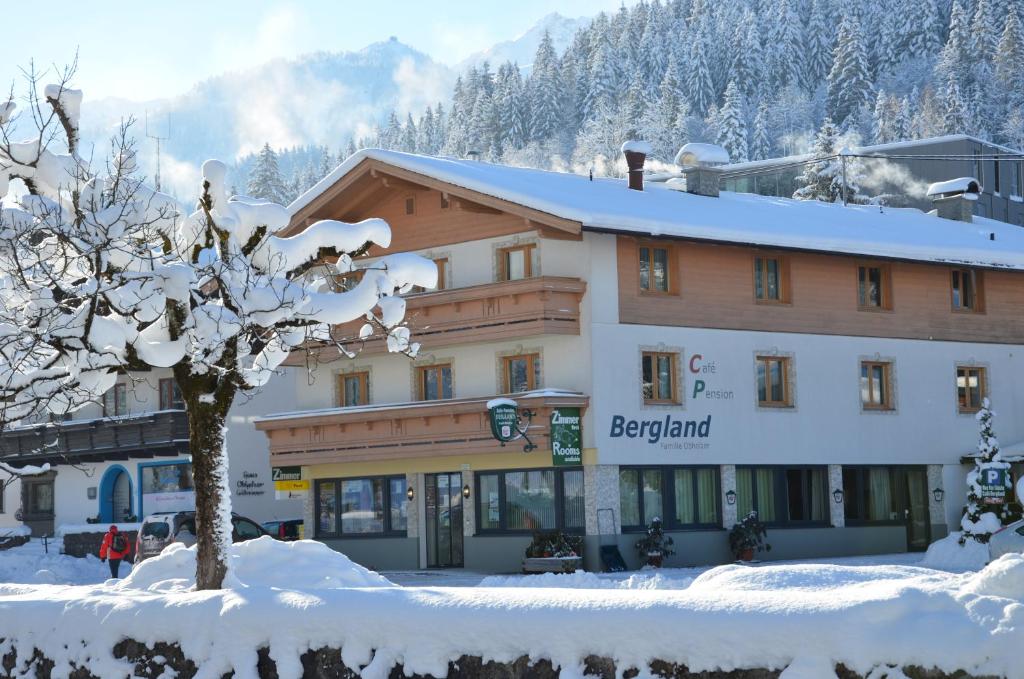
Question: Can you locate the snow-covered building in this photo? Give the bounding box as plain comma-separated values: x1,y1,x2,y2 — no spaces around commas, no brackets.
721,135,1024,227
248,147,1024,573
0,370,301,535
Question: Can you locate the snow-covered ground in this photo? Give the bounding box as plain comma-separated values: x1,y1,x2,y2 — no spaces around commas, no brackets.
0,538,132,585
0,536,1018,677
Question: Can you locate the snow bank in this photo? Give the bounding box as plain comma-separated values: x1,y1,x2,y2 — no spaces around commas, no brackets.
0,558,1020,678
479,569,694,590
120,537,394,592
56,522,141,536
0,526,30,538
0,540,124,585
921,532,990,572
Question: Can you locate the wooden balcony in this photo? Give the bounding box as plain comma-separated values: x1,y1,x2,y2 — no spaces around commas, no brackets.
0,410,190,466
296,276,586,362
255,390,589,466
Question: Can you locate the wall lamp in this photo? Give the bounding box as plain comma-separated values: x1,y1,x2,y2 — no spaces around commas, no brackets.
832,488,845,505
932,487,945,503
407,485,415,502
725,489,736,505
462,484,471,499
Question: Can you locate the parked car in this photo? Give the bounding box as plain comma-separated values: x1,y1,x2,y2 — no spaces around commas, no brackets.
989,519,1024,559
262,519,303,541
135,511,270,563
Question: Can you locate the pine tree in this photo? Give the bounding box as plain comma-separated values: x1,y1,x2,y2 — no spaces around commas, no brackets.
729,9,763,98
750,102,772,161
802,0,834,90
994,9,1024,114
246,143,289,204
688,36,714,118
969,0,999,63
943,81,969,135
936,1,971,90
793,118,864,204
826,13,873,126
528,31,561,141
764,0,803,90
906,0,943,58
960,399,1013,545
716,81,748,162
400,113,417,153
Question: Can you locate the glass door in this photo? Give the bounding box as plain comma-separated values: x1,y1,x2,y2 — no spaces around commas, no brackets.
904,468,931,552
425,472,463,567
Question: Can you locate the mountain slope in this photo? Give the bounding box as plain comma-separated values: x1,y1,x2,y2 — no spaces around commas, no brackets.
458,12,590,72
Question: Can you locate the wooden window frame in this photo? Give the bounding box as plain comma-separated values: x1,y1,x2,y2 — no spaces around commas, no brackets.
497,244,535,281
955,366,987,413
103,383,128,417
637,242,676,295
856,262,893,311
440,193,450,209
860,361,894,411
158,378,184,411
334,268,365,292
404,195,416,215
338,371,369,407
641,351,680,404
752,254,790,304
412,258,448,293
416,363,453,401
502,354,540,393
950,268,984,313
756,356,792,407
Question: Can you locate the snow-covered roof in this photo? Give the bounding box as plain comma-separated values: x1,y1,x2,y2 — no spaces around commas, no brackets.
290,149,1024,271
927,177,982,198
674,143,730,167
620,140,652,155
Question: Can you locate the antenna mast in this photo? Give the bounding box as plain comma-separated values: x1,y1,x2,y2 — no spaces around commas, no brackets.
145,111,170,192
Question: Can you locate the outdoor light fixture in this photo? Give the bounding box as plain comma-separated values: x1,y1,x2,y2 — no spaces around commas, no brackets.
462,484,471,499
407,485,415,502
932,487,945,503
833,488,845,504
725,489,736,505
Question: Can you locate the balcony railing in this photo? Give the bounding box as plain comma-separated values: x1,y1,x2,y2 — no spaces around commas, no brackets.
0,410,190,465
255,390,589,466
294,276,586,362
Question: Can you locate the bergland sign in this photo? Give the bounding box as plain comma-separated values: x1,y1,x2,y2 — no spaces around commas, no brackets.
550,408,582,466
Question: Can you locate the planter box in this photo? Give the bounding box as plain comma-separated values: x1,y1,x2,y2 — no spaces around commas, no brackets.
522,556,582,573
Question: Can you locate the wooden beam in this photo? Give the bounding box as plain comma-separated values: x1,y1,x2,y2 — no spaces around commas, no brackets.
452,198,502,215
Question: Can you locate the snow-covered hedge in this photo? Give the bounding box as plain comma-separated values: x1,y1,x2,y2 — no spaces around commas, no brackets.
0,538,1019,678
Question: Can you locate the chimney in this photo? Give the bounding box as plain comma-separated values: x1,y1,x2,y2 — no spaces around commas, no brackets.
621,140,652,191
674,142,730,198
926,177,981,223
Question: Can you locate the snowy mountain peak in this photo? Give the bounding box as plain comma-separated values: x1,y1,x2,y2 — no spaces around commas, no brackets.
458,12,590,72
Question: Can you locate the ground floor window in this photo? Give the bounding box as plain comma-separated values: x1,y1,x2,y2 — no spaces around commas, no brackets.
476,468,583,533
736,466,828,526
842,466,921,524
315,476,407,537
619,466,720,531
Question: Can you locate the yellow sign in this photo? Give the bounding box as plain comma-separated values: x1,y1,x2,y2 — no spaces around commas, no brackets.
274,480,310,492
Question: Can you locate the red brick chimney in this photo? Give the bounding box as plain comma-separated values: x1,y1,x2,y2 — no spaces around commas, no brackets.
621,140,652,191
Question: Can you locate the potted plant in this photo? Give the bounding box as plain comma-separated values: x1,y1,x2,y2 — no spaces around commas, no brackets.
729,511,771,562
634,517,675,568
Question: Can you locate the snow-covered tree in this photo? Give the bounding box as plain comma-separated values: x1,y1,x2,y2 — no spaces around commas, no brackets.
750,102,772,161
687,37,714,118
826,13,873,126
247,144,289,204
960,399,1013,545
716,81,748,162
528,31,562,141
0,69,436,589
793,118,865,204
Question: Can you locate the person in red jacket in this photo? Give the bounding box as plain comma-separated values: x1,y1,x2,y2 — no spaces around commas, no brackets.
99,525,131,578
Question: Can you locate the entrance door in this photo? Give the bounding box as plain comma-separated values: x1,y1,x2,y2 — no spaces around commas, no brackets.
21,474,55,536
425,472,463,568
111,471,131,522
903,468,931,551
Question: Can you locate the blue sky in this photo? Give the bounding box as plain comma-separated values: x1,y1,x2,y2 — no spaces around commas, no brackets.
1,1,632,101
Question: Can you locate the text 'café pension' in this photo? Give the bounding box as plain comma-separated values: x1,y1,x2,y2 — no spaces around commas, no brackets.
251,142,1024,573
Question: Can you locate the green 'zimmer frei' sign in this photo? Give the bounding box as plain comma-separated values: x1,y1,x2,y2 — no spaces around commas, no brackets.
551,407,582,466
488,400,520,442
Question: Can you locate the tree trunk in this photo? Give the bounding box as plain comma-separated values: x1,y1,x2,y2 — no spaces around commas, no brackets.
189,404,233,590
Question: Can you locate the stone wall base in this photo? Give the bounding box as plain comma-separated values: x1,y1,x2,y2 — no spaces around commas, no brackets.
61,531,138,560
0,640,1002,679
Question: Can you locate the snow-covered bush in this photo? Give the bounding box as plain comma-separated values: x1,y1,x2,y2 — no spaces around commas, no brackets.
0,64,435,588
960,399,1012,544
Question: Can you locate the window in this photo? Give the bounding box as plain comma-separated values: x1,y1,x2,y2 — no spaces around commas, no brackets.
405,196,416,215
638,244,671,293
857,264,891,310
103,384,127,417
842,467,912,524
412,258,448,293
1016,161,1023,197
860,361,893,410
641,352,678,404
619,466,720,530
416,364,452,400
233,518,263,539
440,194,450,209
736,466,827,526
753,255,788,303
315,476,407,537
756,356,791,407
994,156,1001,194
974,149,984,186
0,484,4,513
497,244,535,281
956,366,986,412
503,354,540,393
158,378,184,410
951,268,983,311
335,268,365,292
338,372,369,407
476,468,584,533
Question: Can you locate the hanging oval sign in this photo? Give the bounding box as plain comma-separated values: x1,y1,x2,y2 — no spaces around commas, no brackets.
487,398,519,443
